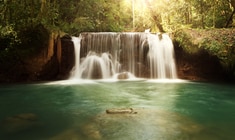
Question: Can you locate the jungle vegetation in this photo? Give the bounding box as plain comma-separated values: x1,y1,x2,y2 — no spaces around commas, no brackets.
1,0,234,35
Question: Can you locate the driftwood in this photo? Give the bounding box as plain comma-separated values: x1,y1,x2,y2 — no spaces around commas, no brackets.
106,108,137,114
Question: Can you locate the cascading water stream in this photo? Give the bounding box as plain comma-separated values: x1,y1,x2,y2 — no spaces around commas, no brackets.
70,32,177,80
147,33,177,79
70,36,81,79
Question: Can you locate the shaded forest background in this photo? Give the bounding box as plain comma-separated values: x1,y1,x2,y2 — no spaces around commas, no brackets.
0,0,235,82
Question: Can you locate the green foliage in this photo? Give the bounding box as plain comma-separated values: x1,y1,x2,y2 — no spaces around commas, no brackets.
0,25,21,51
1,0,233,34
0,24,49,55
0,24,50,75
174,29,201,53
159,0,233,31
200,29,235,76
0,25,20,72
57,0,130,34
18,24,50,57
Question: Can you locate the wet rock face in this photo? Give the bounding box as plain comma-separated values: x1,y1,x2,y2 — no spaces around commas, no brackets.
28,35,75,81
0,33,75,83
57,36,75,79
174,43,227,81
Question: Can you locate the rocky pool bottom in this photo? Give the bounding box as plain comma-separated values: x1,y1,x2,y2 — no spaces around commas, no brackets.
0,80,235,140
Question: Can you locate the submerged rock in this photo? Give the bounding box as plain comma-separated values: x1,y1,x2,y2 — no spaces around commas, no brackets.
49,128,102,140
0,113,41,133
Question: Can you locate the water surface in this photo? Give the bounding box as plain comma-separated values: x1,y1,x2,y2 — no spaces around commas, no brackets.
0,80,234,140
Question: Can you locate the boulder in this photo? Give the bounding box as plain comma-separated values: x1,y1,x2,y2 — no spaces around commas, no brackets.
117,72,129,79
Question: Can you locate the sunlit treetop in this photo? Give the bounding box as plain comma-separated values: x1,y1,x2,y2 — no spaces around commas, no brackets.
0,0,234,33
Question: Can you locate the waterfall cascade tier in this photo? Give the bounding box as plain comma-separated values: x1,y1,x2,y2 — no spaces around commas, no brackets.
70,32,177,79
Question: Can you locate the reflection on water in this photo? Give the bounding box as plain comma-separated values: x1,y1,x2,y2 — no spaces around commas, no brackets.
0,81,235,140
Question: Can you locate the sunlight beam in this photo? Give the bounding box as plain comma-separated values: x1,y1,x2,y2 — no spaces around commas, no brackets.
132,0,135,30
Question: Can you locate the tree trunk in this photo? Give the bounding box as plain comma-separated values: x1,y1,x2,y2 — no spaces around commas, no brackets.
145,0,165,32
38,0,46,20
231,0,235,8
225,9,235,27
200,0,205,29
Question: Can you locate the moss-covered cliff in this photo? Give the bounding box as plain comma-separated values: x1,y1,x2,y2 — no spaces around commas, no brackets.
173,28,235,82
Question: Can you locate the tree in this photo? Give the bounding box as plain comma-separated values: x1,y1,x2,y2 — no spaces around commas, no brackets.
226,0,235,27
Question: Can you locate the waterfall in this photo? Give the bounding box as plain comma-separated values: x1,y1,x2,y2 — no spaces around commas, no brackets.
70,32,177,79
70,36,81,79
147,33,177,79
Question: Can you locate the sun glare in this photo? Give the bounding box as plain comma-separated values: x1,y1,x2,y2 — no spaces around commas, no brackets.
122,0,171,32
